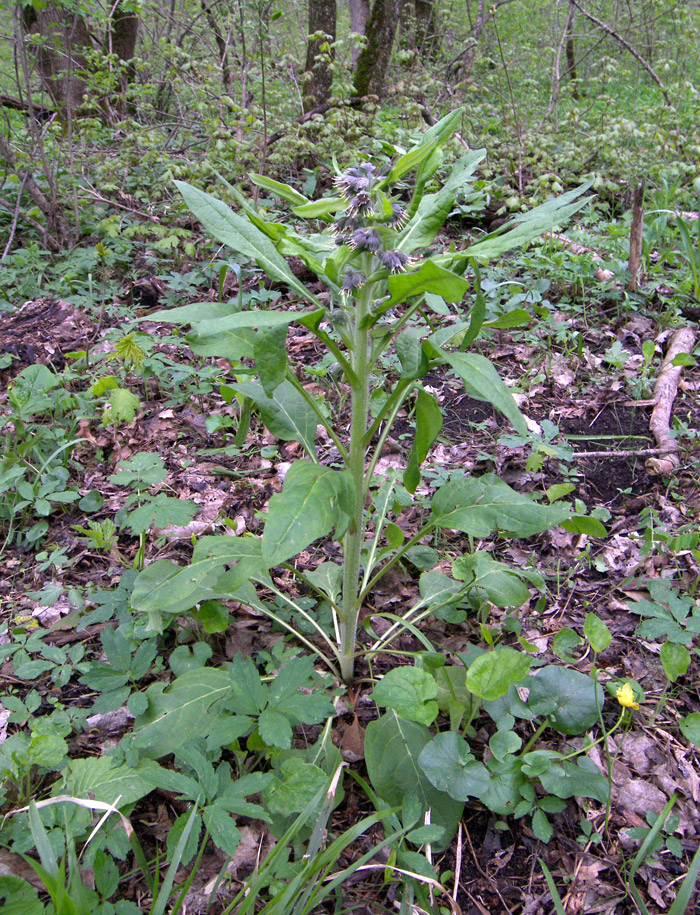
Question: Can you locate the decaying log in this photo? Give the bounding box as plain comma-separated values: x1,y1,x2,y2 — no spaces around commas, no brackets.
646,326,697,475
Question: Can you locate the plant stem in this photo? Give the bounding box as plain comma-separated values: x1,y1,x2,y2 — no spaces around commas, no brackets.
339,258,373,683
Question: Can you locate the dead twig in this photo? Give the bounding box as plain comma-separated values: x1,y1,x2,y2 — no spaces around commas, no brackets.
646,326,697,475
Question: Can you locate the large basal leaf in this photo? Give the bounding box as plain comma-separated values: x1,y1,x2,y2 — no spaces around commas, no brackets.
188,325,256,361
441,352,527,436
194,307,322,338
262,461,356,566
56,756,163,806
452,553,530,608
526,666,604,735
175,181,321,306
142,301,235,325
131,557,229,617
431,473,570,538
224,380,318,457
132,667,233,758
364,710,463,852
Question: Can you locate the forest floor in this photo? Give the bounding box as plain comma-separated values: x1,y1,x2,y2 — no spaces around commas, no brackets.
1,205,699,914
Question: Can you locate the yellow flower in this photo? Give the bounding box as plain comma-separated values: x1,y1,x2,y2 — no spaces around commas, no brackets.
616,683,639,710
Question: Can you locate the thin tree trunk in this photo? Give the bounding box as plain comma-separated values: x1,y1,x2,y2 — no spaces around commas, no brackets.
303,0,337,112
348,0,370,66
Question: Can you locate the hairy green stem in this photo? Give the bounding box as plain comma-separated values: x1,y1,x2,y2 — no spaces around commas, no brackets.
339,258,374,683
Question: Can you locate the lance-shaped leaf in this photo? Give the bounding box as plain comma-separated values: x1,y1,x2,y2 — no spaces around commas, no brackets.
386,261,470,308
464,180,594,262
262,461,356,567
175,180,322,306
249,173,309,206
431,473,571,538
292,196,345,219
441,351,528,436
404,388,443,494
223,380,318,457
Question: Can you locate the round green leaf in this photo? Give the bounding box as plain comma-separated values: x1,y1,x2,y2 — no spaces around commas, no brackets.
527,666,604,735
660,641,690,682
372,667,439,726
466,648,532,701
418,732,491,801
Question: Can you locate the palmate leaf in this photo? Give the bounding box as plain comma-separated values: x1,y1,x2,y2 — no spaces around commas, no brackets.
174,180,322,306
56,756,162,806
262,461,356,566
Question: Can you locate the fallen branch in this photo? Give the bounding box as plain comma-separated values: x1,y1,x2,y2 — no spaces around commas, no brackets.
546,232,614,281
574,446,697,460
646,326,697,475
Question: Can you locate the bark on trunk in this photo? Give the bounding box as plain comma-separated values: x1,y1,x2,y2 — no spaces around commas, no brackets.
353,0,399,97
349,0,370,66
303,0,337,112
21,3,91,118
110,1,140,101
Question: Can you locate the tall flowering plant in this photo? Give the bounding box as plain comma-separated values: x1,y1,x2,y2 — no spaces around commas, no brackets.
133,111,593,683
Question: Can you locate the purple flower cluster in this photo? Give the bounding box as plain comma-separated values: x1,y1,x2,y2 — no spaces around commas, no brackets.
333,161,415,285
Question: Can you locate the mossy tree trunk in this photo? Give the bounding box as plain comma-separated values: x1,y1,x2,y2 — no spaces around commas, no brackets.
303,0,337,112
353,0,399,97
110,1,140,105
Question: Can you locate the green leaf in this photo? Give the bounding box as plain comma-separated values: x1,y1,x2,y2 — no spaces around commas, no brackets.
0,876,47,915
404,388,443,494
385,137,440,184
132,668,233,758
395,327,429,380
203,804,242,856
131,558,227,617
398,184,456,254
57,756,162,805
538,758,610,803
248,173,309,206
583,613,612,653
372,667,439,726
265,757,327,817
561,515,608,536
142,301,235,326
174,181,321,306
489,729,522,761
109,452,167,488
661,641,690,682
679,713,700,749
125,494,198,534
465,648,532,700
464,181,594,262
266,655,334,728
259,707,293,749
255,324,288,396
483,308,531,329
365,711,463,852
532,808,554,843
418,731,491,801
452,553,530,608
441,352,527,435
431,473,570,538
552,627,583,663
227,381,318,456
292,196,345,218
386,261,470,308
527,666,604,735
262,461,356,566
106,387,140,424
